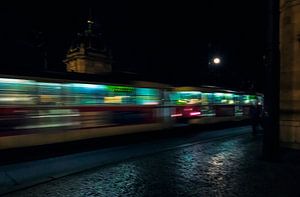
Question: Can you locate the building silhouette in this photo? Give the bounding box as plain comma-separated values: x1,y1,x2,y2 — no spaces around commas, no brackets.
64,15,112,74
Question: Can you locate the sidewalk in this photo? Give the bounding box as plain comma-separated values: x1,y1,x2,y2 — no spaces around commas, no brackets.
5,133,300,197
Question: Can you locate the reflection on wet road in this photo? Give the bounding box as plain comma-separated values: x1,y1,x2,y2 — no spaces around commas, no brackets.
6,135,300,197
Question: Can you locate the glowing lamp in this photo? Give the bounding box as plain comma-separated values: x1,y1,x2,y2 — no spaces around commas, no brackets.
213,57,221,64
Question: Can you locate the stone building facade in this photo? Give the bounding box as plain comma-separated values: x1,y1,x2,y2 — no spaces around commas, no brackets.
64,19,112,74
280,0,300,148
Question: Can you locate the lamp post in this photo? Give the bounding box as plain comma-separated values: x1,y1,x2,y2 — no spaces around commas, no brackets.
208,56,222,85
262,0,280,161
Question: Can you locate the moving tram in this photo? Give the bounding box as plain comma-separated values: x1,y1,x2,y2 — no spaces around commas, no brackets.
0,75,263,150
170,86,263,124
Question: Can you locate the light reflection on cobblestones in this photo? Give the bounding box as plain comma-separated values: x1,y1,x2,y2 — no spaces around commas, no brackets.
7,135,300,197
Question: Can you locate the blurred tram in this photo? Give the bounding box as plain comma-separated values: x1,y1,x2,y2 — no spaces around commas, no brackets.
0,75,263,150
0,75,173,150
170,86,264,124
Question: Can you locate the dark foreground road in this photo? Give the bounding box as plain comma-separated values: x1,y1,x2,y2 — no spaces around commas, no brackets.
4,130,300,197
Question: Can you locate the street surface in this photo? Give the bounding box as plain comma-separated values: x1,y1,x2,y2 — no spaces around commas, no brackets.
4,127,300,197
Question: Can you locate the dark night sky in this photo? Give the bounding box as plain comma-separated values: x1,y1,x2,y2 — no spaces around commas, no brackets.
0,1,268,92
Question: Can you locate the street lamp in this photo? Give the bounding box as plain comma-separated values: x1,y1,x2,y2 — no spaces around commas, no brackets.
208,56,222,85
213,57,221,64
208,56,222,65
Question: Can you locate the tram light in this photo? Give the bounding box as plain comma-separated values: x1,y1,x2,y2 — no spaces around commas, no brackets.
190,112,201,116
171,113,183,117
184,108,194,111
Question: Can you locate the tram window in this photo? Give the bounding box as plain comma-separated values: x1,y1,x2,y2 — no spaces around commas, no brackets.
257,96,264,105
200,93,215,116
0,79,35,105
0,94,35,105
136,88,160,105
170,91,201,105
202,93,214,105
163,91,171,105
104,85,136,105
169,92,179,104
37,83,62,97
36,82,63,105
242,95,257,105
0,79,35,93
234,94,242,104
65,83,107,105
213,93,235,105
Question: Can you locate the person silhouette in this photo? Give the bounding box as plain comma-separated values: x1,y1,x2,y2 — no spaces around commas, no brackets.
249,104,260,136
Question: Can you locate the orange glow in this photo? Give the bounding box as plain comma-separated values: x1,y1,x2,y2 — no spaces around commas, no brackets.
184,108,193,111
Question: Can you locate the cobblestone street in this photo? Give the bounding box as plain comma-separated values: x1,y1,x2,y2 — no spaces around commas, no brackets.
6,134,300,197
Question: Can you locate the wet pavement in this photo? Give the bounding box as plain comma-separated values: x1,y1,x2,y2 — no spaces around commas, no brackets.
5,134,300,197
